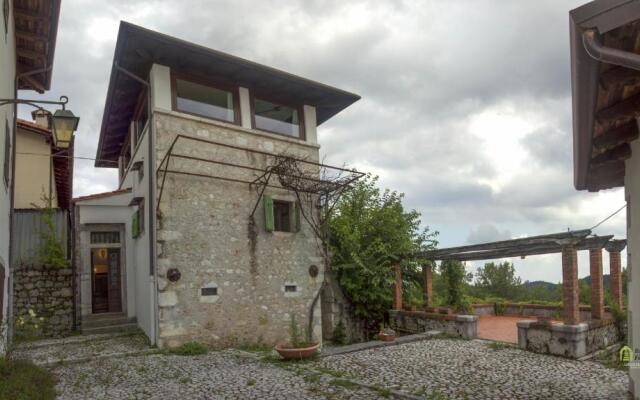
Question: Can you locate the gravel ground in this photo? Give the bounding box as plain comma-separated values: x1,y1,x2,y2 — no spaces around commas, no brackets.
314,338,630,400
15,334,630,399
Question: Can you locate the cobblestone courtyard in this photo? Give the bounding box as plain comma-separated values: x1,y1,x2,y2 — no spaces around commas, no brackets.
16,333,629,399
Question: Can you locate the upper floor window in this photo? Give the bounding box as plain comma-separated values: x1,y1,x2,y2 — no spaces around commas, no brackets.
253,97,303,138
172,75,238,124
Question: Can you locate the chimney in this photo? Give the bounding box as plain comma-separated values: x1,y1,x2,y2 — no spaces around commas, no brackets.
31,109,52,129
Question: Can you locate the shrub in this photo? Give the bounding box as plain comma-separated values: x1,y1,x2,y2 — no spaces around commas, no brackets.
168,341,208,356
0,358,57,400
332,320,347,345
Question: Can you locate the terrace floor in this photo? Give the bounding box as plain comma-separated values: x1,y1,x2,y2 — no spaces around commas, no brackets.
477,315,528,343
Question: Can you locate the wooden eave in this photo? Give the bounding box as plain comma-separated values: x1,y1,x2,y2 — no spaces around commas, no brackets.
95,21,361,168
570,0,640,192
13,0,61,93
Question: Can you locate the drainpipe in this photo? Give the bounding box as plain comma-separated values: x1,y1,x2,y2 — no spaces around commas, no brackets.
583,29,640,71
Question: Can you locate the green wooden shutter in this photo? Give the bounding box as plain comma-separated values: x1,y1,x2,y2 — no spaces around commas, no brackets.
264,195,274,231
294,202,301,232
132,210,139,238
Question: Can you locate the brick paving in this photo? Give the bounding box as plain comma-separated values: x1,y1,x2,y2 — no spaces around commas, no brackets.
477,315,527,343
14,333,630,399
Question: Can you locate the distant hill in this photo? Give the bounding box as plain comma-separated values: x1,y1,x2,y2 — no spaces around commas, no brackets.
523,275,612,289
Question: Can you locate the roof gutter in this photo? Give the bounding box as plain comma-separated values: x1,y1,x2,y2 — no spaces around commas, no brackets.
582,28,640,71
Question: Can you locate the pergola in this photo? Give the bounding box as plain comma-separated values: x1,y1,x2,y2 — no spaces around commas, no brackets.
392,230,626,324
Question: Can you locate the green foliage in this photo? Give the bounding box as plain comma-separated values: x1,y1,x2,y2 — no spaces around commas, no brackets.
611,304,628,342
32,195,67,269
0,358,57,400
329,174,437,329
332,320,347,345
440,260,471,313
288,314,312,348
13,309,48,343
494,301,505,316
474,262,522,299
168,341,208,356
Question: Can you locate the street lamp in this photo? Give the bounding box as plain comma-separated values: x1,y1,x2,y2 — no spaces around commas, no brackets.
51,109,80,149
0,95,80,148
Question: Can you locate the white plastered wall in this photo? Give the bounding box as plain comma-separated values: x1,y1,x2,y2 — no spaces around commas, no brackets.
14,129,57,209
626,137,640,399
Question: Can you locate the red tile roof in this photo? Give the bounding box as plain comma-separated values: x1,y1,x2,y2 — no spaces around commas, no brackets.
72,188,132,203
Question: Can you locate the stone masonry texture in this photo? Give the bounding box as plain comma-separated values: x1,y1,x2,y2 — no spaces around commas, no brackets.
562,246,580,325
153,112,324,349
13,265,74,338
589,248,605,320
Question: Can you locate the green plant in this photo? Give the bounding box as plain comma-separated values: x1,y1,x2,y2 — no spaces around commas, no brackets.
332,320,347,345
330,378,359,390
168,341,208,356
13,309,48,342
441,260,472,313
0,358,57,400
611,304,628,341
246,379,256,386
330,174,438,331
486,341,512,351
494,301,505,316
32,195,67,269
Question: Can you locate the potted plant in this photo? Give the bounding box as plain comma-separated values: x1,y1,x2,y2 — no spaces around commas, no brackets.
274,315,320,360
378,323,396,342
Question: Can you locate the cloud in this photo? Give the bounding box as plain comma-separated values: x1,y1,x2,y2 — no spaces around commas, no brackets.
15,0,625,283
467,224,513,245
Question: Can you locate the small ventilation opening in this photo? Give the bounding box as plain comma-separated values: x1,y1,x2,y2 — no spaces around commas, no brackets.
284,285,297,293
201,287,218,296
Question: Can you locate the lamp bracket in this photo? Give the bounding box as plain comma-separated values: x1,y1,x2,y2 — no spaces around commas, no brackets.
0,95,69,110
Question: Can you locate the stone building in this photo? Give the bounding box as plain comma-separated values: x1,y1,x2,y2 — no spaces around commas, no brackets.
75,22,359,348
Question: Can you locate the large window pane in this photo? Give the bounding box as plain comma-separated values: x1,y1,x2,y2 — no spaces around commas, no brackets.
254,98,300,137
175,79,235,123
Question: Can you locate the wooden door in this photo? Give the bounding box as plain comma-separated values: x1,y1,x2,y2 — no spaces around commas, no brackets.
107,248,122,313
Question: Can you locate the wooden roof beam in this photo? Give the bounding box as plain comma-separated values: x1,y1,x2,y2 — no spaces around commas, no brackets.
599,66,640,90
591,143,632,165
593,121,639,150
17,48,46,62
596,92,640,125
19,73,45,93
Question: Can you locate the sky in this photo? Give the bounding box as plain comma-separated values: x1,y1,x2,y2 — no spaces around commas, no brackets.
19,0,627,283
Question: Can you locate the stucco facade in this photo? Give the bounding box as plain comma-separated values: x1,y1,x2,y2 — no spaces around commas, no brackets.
14,128,58,209
626,138,640,394
0,0,16,354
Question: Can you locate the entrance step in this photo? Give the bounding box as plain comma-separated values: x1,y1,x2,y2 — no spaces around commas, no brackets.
81,313,138,335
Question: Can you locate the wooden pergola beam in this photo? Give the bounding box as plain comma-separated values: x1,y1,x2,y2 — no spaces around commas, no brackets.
424,235,613,262
592,121,638,150
419,230,591,259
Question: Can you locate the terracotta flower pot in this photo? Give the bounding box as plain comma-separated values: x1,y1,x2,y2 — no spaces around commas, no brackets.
274,342,320,360
378,332,396,342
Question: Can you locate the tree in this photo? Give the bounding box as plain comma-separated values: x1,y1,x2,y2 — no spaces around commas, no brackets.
474,261,522,299
330,174,437,331
440,260,472,312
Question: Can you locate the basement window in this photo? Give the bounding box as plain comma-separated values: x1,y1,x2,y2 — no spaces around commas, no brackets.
201,287,218,296
284,285,297,293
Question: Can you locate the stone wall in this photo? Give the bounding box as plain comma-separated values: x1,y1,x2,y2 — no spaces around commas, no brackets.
320,272,366,344
471,303,613,321
517,319,621,359
12,265,74,338
389,310,477,339
154,112,324,349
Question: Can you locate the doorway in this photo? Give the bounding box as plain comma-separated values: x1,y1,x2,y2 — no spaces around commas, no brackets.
91,247,122,314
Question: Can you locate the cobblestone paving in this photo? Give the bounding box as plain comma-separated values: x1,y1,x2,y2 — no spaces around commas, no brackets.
17,334,630,399
52,350,386,399
314,339,630,399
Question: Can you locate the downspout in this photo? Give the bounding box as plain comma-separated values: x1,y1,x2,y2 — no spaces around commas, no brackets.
583,29,640,71
113,61,158,345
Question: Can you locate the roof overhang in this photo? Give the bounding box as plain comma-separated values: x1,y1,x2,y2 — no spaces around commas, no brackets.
95,21,361,168
13,0,61,92
570,0,640,191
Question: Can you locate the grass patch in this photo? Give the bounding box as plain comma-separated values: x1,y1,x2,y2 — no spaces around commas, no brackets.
167,341,208,356
238,343,273,353
178,376,191,384
329,378,359,390
0,358,57,400
372,385,391,397
246,378,256,386
486,341,512,351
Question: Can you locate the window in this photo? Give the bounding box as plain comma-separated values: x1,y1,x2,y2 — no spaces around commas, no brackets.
3,120,10,188
133,91,148,147
253,98,303,138
90,231,120,244
173,76,237,123
132,202,145,238
201,287,218,296
263,195,300,233
284,285,297,293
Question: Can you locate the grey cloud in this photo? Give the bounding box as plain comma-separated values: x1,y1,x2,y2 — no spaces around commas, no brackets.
467,224,513,245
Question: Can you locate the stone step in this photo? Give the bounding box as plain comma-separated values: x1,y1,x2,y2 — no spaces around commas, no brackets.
82,313,135,329
82,322,139,335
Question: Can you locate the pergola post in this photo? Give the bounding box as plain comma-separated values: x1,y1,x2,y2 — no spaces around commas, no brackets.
562,245,580,325
605,240,627,310
589,247,605,320
392,262,402,310
422,262,433,308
